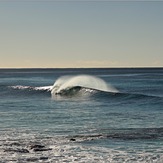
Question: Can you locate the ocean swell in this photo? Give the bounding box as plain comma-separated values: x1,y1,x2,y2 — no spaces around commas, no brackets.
51,75,118,96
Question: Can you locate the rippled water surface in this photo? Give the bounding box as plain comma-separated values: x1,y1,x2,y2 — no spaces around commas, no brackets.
0,68,163,162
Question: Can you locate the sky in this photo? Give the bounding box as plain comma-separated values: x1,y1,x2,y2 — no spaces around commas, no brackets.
0,1,163,68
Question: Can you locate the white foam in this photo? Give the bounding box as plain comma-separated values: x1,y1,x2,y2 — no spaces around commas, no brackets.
35,86,53,91
10,85,52,91
10,85,32,90
1,130,163,163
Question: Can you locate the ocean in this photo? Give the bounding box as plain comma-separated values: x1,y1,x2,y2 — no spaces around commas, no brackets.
0,68,163,163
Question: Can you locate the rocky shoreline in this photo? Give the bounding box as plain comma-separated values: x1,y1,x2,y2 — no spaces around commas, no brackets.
0,132,163,163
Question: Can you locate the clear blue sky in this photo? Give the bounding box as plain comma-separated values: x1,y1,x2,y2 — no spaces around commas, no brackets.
0,1,163,68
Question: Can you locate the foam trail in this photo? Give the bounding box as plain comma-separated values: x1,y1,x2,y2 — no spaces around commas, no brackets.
51,75,118,95
10,85,52,91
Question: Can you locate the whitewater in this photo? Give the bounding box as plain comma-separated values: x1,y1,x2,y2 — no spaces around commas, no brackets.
0,68,163,162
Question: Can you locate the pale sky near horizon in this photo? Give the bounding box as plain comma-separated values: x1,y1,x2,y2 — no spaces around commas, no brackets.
0,1,163,68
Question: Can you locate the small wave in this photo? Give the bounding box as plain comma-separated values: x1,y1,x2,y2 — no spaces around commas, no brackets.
69,127,163,141
115,92,163,101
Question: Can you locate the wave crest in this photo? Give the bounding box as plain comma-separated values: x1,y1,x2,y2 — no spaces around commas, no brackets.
51,75,118,96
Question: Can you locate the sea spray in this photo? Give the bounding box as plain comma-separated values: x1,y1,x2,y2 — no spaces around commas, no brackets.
51,75,118,95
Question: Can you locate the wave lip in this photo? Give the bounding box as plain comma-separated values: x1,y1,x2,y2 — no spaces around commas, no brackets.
51,75,118,96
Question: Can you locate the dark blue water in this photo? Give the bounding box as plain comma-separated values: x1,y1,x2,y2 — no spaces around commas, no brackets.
0,68,163,162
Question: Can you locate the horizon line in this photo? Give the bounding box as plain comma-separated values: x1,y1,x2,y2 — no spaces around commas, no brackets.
0,67,163,69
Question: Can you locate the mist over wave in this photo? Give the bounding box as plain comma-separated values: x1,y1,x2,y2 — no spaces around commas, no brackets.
51,75,118,96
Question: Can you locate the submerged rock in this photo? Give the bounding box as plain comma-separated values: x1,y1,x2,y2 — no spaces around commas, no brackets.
4,148,29,153
40,156,48,160
70,138,76,141
29,144,45,149
29,144,52,152
26,157,39,162
33,148,52,152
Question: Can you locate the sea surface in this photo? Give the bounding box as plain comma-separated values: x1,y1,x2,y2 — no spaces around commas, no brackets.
0,68,163,163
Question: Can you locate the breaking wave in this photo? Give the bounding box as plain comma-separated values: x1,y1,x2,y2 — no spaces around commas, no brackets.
51,75,118,96
9,75,163,102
